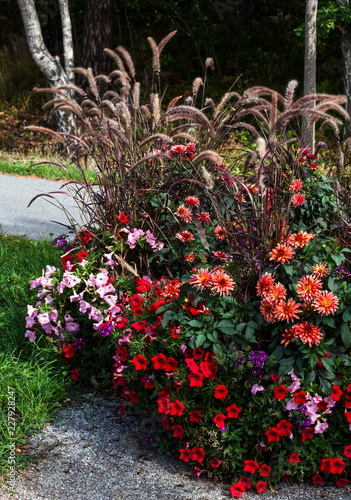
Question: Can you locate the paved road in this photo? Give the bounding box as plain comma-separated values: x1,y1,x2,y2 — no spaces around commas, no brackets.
0,173,85,240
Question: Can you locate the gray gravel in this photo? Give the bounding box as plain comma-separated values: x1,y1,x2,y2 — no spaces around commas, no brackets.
0,173,85,239
2,394,351,500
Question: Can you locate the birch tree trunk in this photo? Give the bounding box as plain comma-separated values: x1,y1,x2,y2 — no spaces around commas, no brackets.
336,0,351,137
302,0,318,150
16,0,76,136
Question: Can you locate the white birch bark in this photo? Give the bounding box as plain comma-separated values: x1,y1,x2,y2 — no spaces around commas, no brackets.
302,0,318,150
17,0,76,136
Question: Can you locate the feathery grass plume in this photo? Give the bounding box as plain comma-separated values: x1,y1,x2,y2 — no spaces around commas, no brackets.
57,84,86,96
205,57,215,70
150,93,161,125
147,37,160,73
284,80,298,110
140,105,151,118
132,82,140,108
193,150,222,165
204,97,215,110
103,48,126,72
158,30,177,54
116,46,136,78
100,100,117,117
102,90,120,101
86,68,99,101
140,134,173,148
213,92,241,120
164,105,214,132
115,101,131,128
95,75,110,83
72,67,88,78
192,77,203,95
147,31,177,74
256,137,266,159
167,95,183,111
185,96,193,106
200,166,214,189
23,126,66,143
171,133,196,142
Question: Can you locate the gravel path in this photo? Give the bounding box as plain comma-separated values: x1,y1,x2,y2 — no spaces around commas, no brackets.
2,394,351,500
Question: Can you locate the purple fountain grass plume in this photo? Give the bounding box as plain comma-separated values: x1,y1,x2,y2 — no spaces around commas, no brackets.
23,126,66,143
104,48,126,72
115,46,135,79
284,80,299,110
164,105,214,132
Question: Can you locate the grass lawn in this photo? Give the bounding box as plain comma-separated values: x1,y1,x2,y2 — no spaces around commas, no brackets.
0,235,71,478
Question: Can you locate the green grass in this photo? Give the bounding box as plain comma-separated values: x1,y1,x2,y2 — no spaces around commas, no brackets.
0,157,96,183
0,235,72,480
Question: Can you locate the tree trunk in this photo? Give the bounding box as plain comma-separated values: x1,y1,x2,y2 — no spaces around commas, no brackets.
336,0,351,137
16,0,76,137
81,0,113,82
302,0,318,150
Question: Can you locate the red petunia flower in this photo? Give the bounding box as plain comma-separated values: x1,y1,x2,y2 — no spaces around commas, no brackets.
136,278,153,292
238,477,252,491
270,373,279,383
211,458,221,469
311,475,324,485
171,424,184,439
61,254,75,271
115,213,129,224
187,372,204,387
131,354,148,370
293,390,307,405
168,400,186,417
259,464,271,477
276,419,293,437
289,453,301,464
157,396,170,414
265,427,281,443
152,353,168,370
345,411,351,423
255,480,268,494
141,374,155,390
130,320,147,331
77,229,93,245
331,384,343,402
336,478,349,488
63,344,75,358
301,428,314,442
76,249,89,262
226,404,242,419
273,385,289,399
191,447,205,462
213,413,227,429
229,482,246,498
343,444,351,458
213,384,229,401
189,410,203,423
320,458,333,474
179,447,192,463
70,368,80,381
165,356,178,372
243,460,260,474
330,458,345,474
129,391,139,404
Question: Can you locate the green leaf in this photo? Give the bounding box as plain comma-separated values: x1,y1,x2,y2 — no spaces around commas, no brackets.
322,317,335,328
284,265,293,276
327,277,339,292
217,319,234,328
161,310,175,327
342,307,351,322
245,327,258,343
188,320,203,328
247,320,259,329
304,371,316,384
272,345,284,361
321,357,334,372
218,326,237,335
341,323,351,348
195,333,206,347
331,253,345,266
